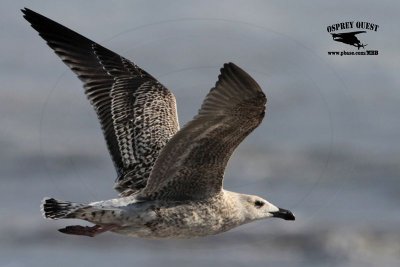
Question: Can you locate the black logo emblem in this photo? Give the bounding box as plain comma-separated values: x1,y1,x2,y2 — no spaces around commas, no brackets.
327,21,379,56
331,31,367,50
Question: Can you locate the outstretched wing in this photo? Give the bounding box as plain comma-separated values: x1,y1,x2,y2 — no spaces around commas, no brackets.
22,8,179,195
138,63,266,201
349,31,367,35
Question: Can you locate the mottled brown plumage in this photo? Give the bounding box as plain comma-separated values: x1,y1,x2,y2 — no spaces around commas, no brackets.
24,8,295,239
139,64,266,201
22,8,179,196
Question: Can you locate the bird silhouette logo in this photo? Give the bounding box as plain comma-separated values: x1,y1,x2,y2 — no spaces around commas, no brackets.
331,31,367,50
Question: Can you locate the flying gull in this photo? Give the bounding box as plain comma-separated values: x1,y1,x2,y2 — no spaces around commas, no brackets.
22,8,295,238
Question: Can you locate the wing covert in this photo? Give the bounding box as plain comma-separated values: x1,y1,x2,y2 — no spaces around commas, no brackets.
139,63,266,201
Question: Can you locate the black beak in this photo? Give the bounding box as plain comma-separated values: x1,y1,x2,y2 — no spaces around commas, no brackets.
271,208,295,221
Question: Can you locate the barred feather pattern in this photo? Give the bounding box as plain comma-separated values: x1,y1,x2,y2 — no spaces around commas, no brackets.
113,80,179,195
21,8,180,196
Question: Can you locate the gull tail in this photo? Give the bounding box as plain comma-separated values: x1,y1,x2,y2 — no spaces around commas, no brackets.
41,198,87,219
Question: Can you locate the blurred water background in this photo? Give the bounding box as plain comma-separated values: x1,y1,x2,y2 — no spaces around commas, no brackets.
1,1,399,267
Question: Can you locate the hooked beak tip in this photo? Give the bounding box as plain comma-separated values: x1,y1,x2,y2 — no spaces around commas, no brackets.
271,208,295,221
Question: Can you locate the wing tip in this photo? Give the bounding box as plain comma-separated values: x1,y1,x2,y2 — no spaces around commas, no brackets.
21,7,29,14
221,62,240,75
21,7,30,20
21,7,38,21
218,62,265,97
21,8,50,30
200,62,266,117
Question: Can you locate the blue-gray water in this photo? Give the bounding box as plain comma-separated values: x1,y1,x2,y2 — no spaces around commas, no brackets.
1,1,399,267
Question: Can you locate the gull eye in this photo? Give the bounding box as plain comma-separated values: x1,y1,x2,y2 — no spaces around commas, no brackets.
254,200,264,208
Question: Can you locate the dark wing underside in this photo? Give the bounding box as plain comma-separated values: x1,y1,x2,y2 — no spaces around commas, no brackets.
343,30,366,36
22,8,179,196
139,63,266,201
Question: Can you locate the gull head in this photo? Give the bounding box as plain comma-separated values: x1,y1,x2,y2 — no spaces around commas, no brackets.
237,194,295,222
